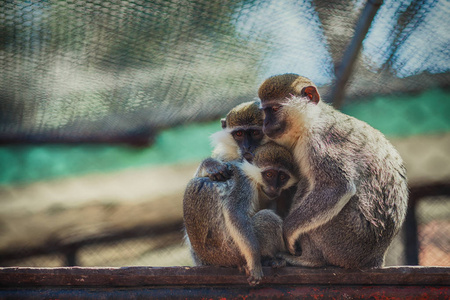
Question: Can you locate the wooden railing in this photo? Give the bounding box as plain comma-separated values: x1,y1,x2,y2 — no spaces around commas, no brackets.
0,266,449,299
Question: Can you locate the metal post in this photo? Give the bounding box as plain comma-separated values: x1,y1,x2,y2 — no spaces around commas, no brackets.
404,203,420,265
330,0,383,109
65,247,78,267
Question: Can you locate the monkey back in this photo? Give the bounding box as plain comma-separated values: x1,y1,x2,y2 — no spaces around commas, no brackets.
183,164,257,267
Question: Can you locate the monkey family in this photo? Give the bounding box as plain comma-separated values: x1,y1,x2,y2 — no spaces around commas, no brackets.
183,73,408,286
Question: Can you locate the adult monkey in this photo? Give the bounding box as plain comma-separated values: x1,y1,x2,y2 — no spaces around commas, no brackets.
258,73,408,268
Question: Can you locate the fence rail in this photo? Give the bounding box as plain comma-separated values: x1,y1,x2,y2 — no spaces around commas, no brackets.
1,181,448,268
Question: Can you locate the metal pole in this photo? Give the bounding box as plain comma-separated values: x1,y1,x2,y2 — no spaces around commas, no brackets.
404,204,419,265
65,247,78,267
330,0,383,109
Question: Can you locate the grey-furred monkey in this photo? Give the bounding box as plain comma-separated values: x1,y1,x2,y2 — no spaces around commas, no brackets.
183,142,298,286
198,101,295,217
258,73,408,268
196,101,268,181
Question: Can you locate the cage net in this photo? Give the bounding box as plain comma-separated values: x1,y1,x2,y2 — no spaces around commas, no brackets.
0,0,449,268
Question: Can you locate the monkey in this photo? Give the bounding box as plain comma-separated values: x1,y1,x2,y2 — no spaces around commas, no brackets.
196,101,268,182
195,100,296,217
215,100,268,163
258,73,408,269
183,142,298,286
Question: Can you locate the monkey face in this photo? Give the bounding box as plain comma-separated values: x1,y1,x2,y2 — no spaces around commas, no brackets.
260,168,291,199
261,102,288,139
231,128,264,163
258,74,320,139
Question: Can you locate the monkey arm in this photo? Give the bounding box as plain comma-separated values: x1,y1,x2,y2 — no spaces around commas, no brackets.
194,157,233,181
283,180,356,255
223,203,263,285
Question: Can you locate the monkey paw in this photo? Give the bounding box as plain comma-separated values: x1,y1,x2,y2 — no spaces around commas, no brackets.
247,274,262,286
287,243,296,256
270,257,287,268
207,161,232,181
277,252,325,268
240,265,262,286
262,257,286,268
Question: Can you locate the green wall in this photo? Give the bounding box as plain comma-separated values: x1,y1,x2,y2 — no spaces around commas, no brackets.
1,88,449,185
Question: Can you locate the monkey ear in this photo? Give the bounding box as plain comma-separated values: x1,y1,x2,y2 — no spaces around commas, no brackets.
301,86,320,104
221,118,227,129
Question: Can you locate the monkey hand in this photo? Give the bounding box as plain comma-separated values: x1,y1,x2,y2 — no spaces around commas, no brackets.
200,158,233,181
282,232,296,255
283,223,303,256
239,264,262,286
284,236,304,256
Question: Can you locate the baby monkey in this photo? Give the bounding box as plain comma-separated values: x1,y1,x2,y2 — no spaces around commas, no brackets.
183,142,297,286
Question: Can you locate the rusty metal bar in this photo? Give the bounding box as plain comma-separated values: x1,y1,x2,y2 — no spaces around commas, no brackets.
403,182,450,265
1,266,449,286
1,266,449,299
0,221,184,265
1,285,449,299
330,0,384,108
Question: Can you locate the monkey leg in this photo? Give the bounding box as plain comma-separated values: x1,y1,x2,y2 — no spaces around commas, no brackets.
223,205,263,286
252,209,286,268
305,202,392,269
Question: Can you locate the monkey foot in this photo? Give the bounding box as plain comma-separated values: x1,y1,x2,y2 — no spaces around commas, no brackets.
262,257,286,268
247,274,262,286
278,252,325,268
239,264,263,286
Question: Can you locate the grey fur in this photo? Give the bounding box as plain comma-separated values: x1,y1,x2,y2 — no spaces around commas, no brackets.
183,159,284,286
259,74,409,269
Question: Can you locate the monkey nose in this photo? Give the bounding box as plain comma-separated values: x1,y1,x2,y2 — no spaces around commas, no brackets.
264,187,279,199
243,152,253,163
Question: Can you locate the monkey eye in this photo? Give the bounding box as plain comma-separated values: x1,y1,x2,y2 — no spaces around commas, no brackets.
264,171,274,178
272,106,280,112
252,130,261,136
234,130,244,137
279,172,290,182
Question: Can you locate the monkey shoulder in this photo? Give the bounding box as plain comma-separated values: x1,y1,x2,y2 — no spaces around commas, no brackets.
309,108,400,167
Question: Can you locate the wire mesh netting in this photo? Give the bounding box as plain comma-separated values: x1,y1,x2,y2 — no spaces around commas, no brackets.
0,0,449,268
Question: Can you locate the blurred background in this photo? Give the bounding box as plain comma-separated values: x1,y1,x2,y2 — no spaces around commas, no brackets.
0,0,449,268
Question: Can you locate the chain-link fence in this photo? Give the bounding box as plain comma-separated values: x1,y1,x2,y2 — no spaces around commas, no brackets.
0,0,449,268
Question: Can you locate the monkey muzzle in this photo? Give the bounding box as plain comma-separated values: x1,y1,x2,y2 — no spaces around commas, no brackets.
262,187,280,200
263,119,287,139
263,125,284,139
